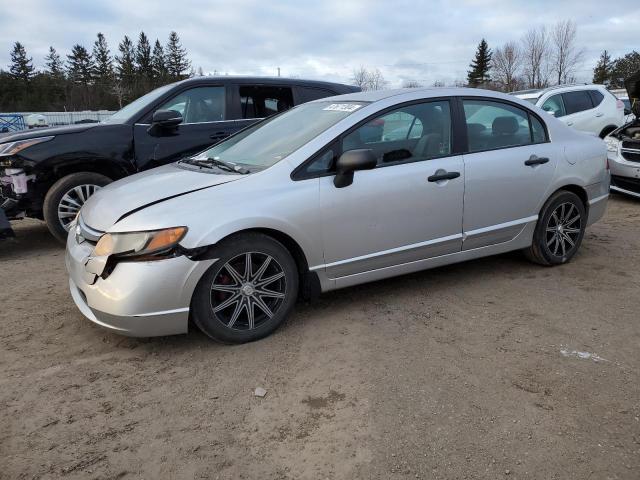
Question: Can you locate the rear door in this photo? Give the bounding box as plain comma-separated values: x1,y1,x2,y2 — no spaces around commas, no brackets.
461,98,559,249
561,90,596,132
133,84,240,169
226,84,295,131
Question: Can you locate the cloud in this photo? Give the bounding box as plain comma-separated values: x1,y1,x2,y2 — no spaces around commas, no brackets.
1,0,639,87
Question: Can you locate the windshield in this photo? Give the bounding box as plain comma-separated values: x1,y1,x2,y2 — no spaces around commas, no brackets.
102,84,175,124
193,101,367,168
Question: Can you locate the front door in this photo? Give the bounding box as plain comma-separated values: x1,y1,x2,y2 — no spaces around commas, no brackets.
460,98,560,249
314,100,465,279
133,85,240,170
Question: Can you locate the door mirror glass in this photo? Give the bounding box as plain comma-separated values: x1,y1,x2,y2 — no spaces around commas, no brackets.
334,149,377,188
151,109,183,128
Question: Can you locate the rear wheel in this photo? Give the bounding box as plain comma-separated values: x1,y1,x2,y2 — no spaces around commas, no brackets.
43,172,112,244
191,233,299,343
525,190,586,266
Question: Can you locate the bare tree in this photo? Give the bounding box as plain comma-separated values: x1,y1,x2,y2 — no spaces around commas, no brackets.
402,79,422,88
368,68,387,90
492,41,522,92
432,80,445,87
551,20,584,85
351,66,370,90
521,26,550,89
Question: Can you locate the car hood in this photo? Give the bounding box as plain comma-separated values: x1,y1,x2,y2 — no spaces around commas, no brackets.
0,123,100,143
81,163,242,232
625,70,640,117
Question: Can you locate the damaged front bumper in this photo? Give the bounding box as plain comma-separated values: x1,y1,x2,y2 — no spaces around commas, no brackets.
0,167,35,216
65,223,215,337
608,139,640,198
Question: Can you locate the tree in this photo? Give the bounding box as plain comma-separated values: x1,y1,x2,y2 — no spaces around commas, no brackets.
609,51,640,88
592,50,613,85
432,80,445,87
402,79,422,88
551,20,584,85
350,66,370,90
151,39,167,85
492,41,521,92
9,42,35,84
66,44,94,85
166,31,191,80
367,68,387,90
136,32,153,83
92,33,113,85
115,35,136,95
521,26,550,89
467,39,492,87
44,46,64,78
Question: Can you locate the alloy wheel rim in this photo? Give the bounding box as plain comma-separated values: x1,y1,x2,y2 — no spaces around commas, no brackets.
210,252,286,331
58,184,101,231
545,202,581,257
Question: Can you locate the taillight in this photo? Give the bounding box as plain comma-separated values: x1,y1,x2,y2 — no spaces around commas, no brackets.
616,99,624,109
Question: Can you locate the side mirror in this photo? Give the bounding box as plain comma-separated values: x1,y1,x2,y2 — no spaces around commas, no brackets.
334,149,377,188
152,109,183,128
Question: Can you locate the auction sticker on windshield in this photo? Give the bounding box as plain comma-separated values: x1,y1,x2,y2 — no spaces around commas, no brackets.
323,103,362,112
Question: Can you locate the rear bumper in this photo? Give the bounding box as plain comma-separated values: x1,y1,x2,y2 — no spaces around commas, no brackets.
65,228,215,337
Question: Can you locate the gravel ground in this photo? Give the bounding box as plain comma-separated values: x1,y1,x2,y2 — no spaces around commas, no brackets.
1,195,639,479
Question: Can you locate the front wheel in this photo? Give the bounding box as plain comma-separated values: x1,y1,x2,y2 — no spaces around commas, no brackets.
191,233,299,344
525,190,586,266
43,172,112,244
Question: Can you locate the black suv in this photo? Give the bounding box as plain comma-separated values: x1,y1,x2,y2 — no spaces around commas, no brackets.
0,76,358,242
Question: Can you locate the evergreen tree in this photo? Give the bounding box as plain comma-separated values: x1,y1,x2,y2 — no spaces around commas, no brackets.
166,31,191,80
609,51,640,88
9,42,35,84
467,39,493,87
66,44,94,85
151,39,167,85
115,35,136,92
92,33,113,84
592,50,612,85
44,46,64,78
135,31,153,87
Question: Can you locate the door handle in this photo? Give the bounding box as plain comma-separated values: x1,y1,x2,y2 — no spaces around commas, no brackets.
524,155,550,166
566,121,574,126
595,112,604,117
428,171,460,182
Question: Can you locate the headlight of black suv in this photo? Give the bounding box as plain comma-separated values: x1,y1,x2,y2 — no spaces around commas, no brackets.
0,136,54,165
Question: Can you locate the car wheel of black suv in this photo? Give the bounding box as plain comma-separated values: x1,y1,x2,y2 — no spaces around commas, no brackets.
43,172,112,244
191,233,299,344
525,190,586,266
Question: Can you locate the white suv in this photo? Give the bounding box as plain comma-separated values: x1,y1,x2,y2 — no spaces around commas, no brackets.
513,84,624,138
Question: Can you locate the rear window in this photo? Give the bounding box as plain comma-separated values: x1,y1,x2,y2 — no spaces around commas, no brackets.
562,91,593,115
588,90,604,107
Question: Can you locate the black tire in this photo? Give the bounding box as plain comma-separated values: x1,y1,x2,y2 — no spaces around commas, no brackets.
525,190,586,266
191,233,299,344
43,172,112,244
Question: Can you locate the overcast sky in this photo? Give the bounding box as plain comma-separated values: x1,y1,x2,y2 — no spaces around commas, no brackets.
1,0,638,87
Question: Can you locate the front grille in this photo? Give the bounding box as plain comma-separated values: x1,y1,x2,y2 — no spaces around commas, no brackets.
611,175,640,194
621,141,640,162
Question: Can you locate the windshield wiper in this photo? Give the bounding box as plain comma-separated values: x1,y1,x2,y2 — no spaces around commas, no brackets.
179,157,249,174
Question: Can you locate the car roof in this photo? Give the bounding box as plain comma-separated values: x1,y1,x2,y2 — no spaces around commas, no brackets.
312,87,536,104
172,75,359,92
513,83,606,99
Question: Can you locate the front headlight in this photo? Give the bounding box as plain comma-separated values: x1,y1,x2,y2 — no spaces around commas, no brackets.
604,136,620,154
93,227,187,258
0,136,54,158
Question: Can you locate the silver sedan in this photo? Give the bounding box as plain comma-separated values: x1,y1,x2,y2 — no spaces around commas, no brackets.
66,88,610,343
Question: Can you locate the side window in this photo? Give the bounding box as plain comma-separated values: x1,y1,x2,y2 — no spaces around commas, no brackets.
562,91,594,115
541,94,566,118
239,86,294,119
296,87,336,103
530,115,547,143
157,86,225,123
463,99,533,152
342,101,452,165
588,90,604,107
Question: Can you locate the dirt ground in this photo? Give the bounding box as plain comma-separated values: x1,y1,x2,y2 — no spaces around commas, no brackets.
1,195,639,480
